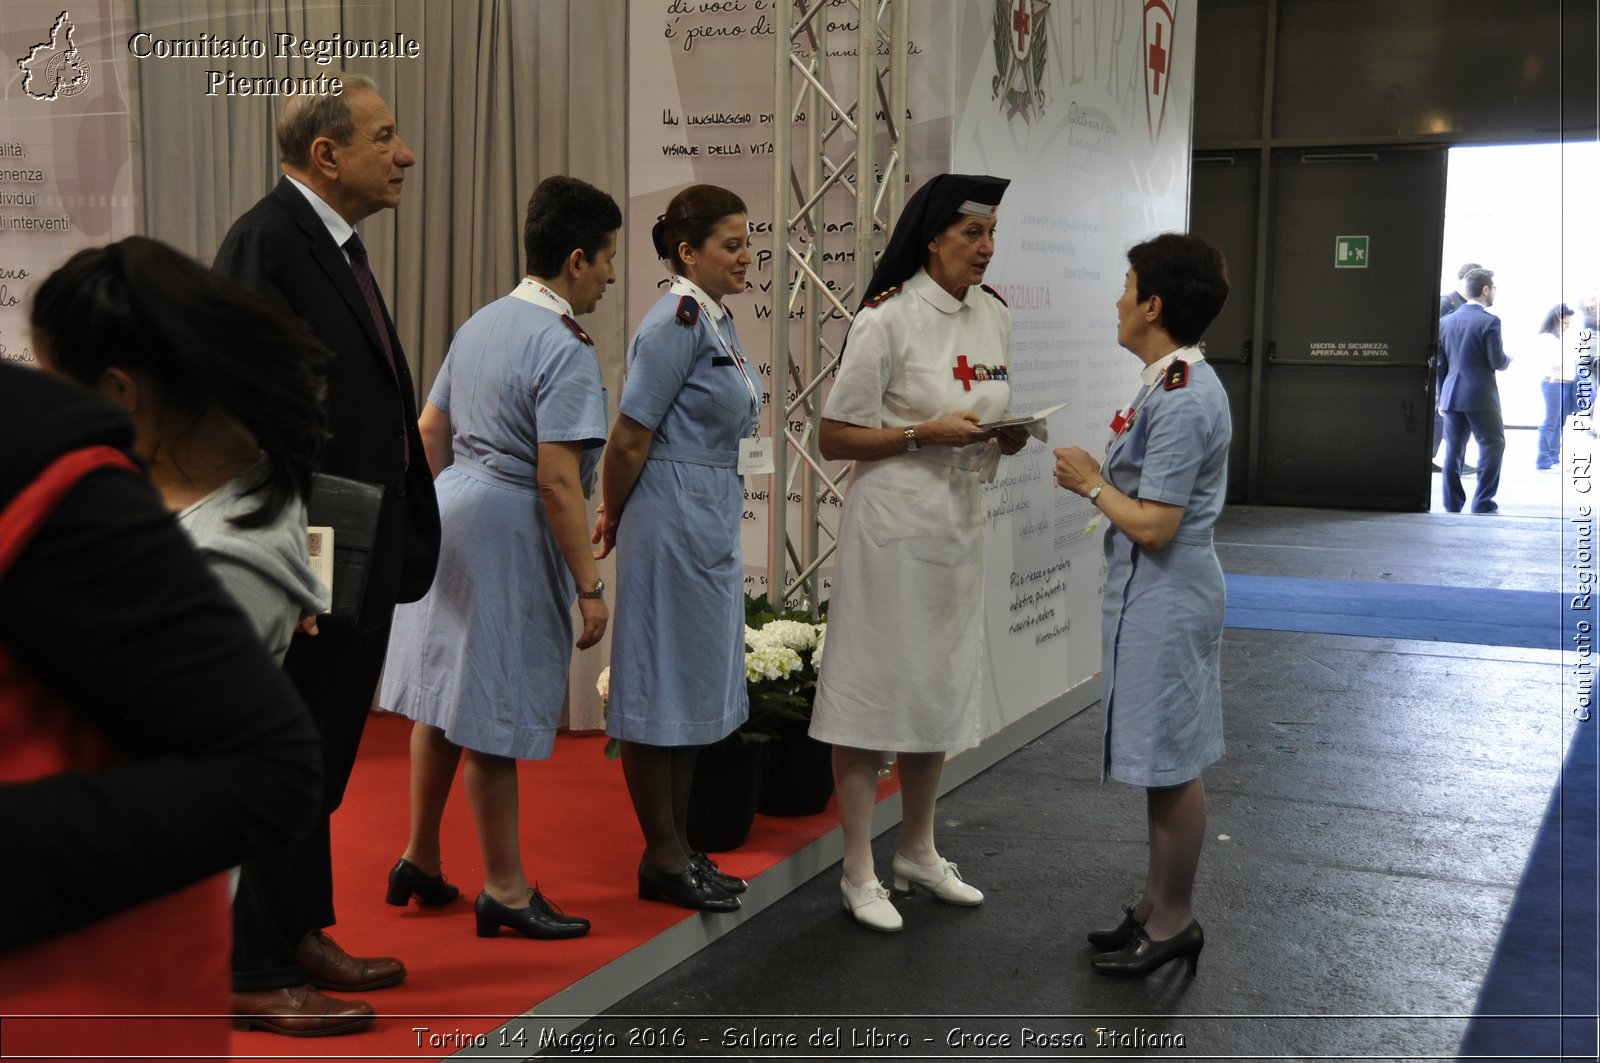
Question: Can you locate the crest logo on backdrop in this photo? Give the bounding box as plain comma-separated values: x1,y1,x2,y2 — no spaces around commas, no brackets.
17,10,92,102
992,0,1051,124
1143,0,1176,141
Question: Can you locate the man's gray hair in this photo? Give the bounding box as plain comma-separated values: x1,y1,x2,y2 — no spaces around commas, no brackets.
276,73,379,167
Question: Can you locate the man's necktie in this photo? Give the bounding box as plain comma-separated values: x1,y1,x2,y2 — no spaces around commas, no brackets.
343,232,397,376
343,233,408,463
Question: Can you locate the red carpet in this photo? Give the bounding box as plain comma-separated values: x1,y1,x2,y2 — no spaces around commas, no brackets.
230,711,858,1061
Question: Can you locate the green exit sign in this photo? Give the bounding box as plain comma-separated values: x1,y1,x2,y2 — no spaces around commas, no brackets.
1335,235,1369,269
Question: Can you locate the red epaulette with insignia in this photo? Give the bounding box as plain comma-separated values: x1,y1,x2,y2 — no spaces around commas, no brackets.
1163,360,1188,391
981,283,1008,306
561,314,594,346
861,285,901,309
675,295,700,327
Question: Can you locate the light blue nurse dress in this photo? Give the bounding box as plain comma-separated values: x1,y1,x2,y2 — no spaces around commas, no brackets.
1100,349,1231,787
606,282,762,746
380,288,607,760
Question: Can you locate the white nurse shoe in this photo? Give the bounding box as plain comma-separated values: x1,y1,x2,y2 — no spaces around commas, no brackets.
891,852,984,905
840,874,903,931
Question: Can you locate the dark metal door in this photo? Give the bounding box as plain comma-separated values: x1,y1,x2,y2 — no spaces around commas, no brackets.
1190,152,1258,505
1259,148,1447,509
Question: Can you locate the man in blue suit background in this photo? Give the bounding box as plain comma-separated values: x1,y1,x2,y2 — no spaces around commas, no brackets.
1438,268,1511,513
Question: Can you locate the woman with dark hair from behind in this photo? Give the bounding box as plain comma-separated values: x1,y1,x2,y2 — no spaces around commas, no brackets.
1535,302,1578,471
0,353,320,1049
595,183,761,912
1053,233,1231,978
30,236,330,661
380,176,620,940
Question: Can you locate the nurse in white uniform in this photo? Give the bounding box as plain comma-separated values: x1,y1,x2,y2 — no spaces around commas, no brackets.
809,174,1029,932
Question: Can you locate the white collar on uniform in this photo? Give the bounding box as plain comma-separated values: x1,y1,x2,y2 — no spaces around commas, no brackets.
284,174,355,254
669,275,728,321
1139,346,1206,387
510,277,573,317
907,267,966,315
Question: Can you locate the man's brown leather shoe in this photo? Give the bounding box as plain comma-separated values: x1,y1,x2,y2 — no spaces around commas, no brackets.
296,929,406,991
230,985,375,1037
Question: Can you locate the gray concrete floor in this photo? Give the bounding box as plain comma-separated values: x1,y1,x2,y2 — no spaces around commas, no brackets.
556,456,1569,1061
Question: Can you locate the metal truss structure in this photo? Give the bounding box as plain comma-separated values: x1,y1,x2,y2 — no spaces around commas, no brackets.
767,0,909,614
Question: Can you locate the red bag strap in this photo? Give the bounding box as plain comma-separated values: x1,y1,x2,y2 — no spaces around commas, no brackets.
0,446,140,580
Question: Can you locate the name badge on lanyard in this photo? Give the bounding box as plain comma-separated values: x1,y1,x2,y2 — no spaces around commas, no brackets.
738,436,774,477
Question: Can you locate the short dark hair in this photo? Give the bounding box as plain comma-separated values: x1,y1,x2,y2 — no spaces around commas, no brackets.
1126,233,1230,347
1456,261,1482,281
651,184,747,273
1540,302,1575,336
30,237,327,528
523,176,623,278
275,73,378,166
1465,268,1495,299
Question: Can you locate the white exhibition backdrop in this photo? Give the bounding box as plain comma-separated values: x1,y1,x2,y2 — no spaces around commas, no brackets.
627,0,1196,744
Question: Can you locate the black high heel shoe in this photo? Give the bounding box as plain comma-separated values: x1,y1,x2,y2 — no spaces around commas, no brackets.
692,852,747,895
637,858,740,912
1090,921,1204,978
474,887,591,939
385,858,460,907
1086,903,1144,950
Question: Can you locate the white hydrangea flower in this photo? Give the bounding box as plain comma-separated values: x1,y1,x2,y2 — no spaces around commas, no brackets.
812,622,827,669
745,642,803,683
759,619,820,651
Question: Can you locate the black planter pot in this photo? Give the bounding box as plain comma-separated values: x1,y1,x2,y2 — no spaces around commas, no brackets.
686,733,761,853
757,718,835,817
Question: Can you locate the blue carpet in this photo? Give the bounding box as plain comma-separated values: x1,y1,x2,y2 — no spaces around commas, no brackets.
1224,574,1567,649
1457,721,1598,1061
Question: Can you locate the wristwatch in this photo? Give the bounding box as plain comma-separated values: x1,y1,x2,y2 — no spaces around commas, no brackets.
1087,481,1109,503
578,578,605,600
903,426,921,452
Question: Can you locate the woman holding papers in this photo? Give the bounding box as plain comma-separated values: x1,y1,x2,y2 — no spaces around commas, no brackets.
381,177,619,941
1052,233,1232,978
809,173,1029,932
596,183,762,913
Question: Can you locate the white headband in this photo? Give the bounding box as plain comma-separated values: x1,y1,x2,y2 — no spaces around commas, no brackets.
958,200,997,218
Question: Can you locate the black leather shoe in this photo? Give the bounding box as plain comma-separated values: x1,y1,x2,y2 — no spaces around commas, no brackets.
1091,921,1204,978
386,857,460,907
637,858,740,912
692,852,748,894
1086,904,1144,950
474,887,591,939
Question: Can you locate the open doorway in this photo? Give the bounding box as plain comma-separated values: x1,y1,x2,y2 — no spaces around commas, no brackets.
1438,142,1599,518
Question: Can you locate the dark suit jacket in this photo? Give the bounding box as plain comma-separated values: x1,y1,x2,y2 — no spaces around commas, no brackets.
214,177,439,628
1438,302,1510,413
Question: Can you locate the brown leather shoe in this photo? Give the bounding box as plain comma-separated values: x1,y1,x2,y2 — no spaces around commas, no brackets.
296,929,406,991
230,985,375,1037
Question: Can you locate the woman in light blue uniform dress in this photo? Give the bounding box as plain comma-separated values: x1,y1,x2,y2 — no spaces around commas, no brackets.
380,178,620,940
1054,233,1231,979
596,184,761,913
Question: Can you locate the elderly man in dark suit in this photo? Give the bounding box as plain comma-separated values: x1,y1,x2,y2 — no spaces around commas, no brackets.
1438,267,1511,514
215,75,441,1036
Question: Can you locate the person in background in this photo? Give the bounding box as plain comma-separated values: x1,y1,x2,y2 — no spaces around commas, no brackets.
0,361,320,1057
381,176,619,941
807,173,1029,933
214,73,441,1033
1053,232,1232,978
29,237,330,661
1535,302,1578,471
1435,262,1482,475
1437,268,1511,514
595,184,760,913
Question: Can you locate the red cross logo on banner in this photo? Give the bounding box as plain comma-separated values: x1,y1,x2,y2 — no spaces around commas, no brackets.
952,355,979,391
1142,0,1176,141
1011,0,1032,61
